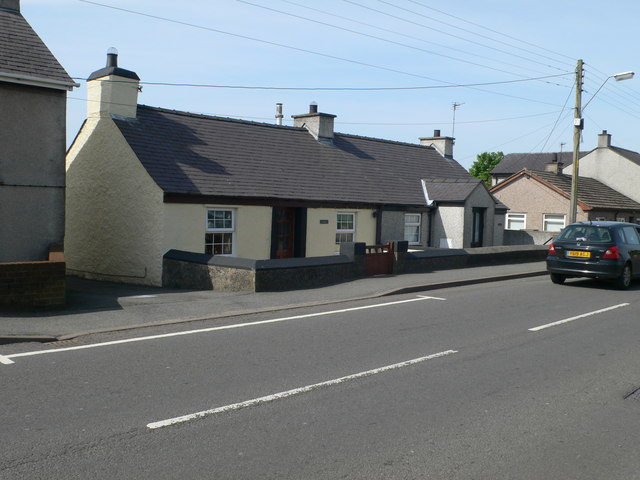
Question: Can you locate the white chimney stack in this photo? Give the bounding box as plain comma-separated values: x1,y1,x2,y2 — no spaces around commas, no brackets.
86,48,140,119
292,103,336,144
419,129,455,158
597,130,611,148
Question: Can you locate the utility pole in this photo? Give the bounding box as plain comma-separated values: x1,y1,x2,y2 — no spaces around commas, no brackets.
569,59,584,224
452,102,464,138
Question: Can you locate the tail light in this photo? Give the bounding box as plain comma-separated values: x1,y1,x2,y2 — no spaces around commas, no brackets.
602,246,621,259
548,243,557,255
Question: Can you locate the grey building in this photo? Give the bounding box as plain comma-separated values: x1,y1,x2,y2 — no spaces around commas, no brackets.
0,0,76,262
0,0,76,308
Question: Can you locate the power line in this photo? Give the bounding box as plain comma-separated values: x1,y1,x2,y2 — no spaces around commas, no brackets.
71,73,572,91
540,83,575,151
248,0,565,81
279,0,554,78
399,0,575,64
343,0,570,73
66,95,563,127
78,0,572,107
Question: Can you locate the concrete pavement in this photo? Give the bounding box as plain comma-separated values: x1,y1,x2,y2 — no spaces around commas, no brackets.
0,261,548,343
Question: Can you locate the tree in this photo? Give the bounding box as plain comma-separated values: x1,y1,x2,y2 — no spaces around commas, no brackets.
469,151,504,187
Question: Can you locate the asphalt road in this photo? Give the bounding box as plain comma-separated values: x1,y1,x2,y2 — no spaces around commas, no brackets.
1,275,640,479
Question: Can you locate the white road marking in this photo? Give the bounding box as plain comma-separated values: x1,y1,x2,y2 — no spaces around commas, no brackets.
147,349,458,430
417,295,446,300
529,303,630,332
0,354,15,365
1,295,443,365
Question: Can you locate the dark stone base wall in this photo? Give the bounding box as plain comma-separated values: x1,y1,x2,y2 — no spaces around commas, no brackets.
0,261,66,309
162,244,548,293
255,262,357,292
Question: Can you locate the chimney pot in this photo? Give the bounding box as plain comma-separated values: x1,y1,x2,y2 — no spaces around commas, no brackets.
597,130,611,148
309,102,318,114
434,129,441,137
275,103,283,126
106,47,118,67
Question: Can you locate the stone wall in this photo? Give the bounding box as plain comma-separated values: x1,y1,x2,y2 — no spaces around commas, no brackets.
162,243,547,292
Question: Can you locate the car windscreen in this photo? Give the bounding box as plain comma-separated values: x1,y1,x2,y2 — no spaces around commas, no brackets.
556,225,613,243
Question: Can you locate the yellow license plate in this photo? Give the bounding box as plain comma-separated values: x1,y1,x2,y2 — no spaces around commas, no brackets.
567,250,590,258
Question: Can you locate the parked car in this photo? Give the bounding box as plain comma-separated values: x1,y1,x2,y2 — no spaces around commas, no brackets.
546,221,640,289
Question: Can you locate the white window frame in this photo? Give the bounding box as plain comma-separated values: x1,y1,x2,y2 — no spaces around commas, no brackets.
404,213,422,245
205,208,235,256
505,212,526,230
595,217,606,222
336,212,356,245
543,213,566,232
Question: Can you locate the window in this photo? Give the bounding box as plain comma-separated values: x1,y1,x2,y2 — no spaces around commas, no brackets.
336,213,355,244
404,213,421,244
205,209,234,255
621,226,640,245
594,217,606,222
543,213,566,232
506,213,526,230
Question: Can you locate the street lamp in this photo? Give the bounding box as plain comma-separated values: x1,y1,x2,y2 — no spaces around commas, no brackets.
569,61,634,224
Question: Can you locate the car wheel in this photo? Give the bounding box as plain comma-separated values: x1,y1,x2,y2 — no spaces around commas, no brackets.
615,263,632,290
550,273,566,285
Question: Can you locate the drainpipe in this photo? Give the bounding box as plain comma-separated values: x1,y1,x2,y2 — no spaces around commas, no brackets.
375,208,382,244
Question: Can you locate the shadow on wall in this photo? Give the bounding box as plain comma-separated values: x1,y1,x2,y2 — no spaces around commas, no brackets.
503,230,555,246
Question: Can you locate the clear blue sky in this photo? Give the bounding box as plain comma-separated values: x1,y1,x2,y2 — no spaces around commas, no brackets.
22,0,640,169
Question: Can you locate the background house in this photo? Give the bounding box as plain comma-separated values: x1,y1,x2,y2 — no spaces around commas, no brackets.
490,163,640,245
574,130,640,214
0,0,76,307
66,52,505,287
490,151,581,187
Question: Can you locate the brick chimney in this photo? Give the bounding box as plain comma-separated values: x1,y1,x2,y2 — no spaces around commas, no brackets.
87,48,140,119
292,103,336,144
419,129,454,158
597,130,611,148
544,155,563,175
0,0,19,11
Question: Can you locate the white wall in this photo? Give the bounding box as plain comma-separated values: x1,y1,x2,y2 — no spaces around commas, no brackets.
433,206,465,248
66,118,165,285
306,208,377,256
577,149,640,203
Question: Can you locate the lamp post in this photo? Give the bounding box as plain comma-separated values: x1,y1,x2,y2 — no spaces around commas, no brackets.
569,61,634,223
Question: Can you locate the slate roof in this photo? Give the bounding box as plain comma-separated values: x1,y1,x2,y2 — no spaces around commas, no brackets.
491,152,584,175
0,7,74,88
610,146,640,166
112,106,474,207
422,178,481,202
504,170,640,211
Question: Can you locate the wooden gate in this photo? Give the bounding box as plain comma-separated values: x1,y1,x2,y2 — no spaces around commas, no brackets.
365,242,394,276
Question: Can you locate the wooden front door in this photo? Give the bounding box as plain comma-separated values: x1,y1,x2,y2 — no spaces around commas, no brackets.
273,207,296,258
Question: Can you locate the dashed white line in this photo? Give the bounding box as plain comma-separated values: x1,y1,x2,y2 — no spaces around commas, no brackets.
1,295,444,365
529,303,630,332
146,349,458,430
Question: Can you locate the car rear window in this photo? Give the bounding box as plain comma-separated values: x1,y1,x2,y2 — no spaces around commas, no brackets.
556,225,613,243
620,226,640,245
